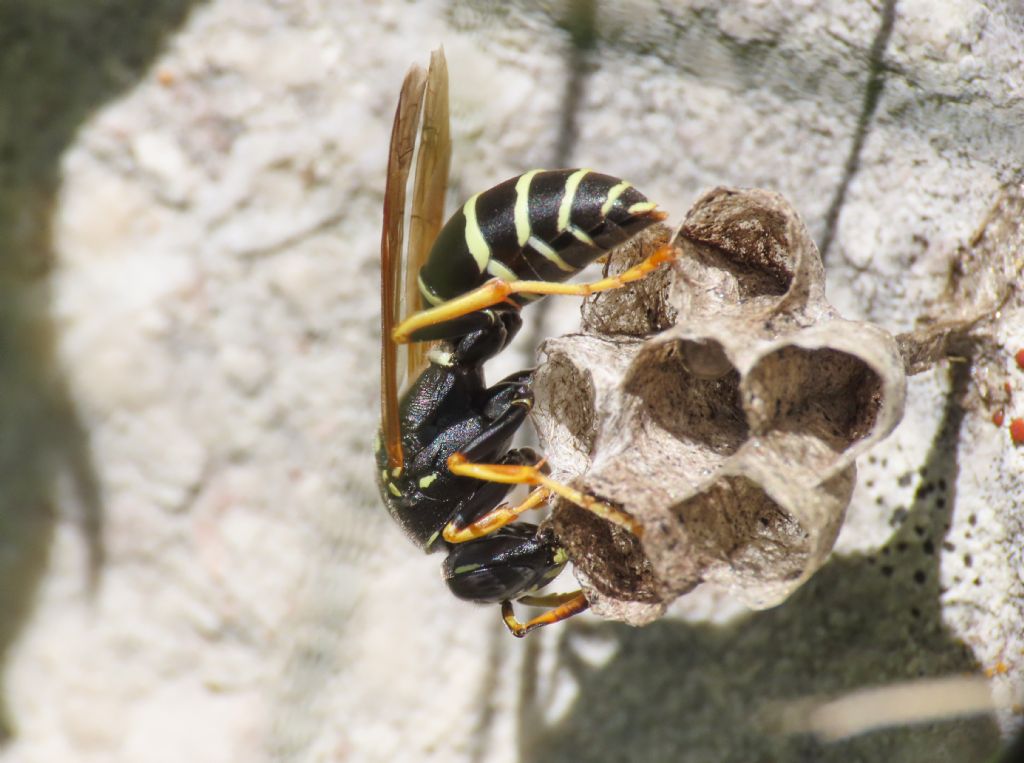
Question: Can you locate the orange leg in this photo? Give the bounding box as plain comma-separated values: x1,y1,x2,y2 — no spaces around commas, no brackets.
442,487,552,544
516,590,584,607
392,242,679,343
446,453,643,538
502,591,590,638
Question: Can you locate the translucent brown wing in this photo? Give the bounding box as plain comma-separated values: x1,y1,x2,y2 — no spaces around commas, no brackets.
380,63,427,471
404,48,451,382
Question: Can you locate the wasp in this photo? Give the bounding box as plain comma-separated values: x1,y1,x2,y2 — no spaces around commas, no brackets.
376,49,677,636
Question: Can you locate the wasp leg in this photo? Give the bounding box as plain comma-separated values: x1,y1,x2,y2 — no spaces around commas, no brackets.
480,369,532,419
424,447,537,551
392,242,678,343
501,591,590,638
443,487,552,543
448,374,534,468
515,590,583,607
410,306,521,344
446,453,643,537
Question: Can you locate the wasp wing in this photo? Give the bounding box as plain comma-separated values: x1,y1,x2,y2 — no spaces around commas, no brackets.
381,63,427,471
404,48,451,381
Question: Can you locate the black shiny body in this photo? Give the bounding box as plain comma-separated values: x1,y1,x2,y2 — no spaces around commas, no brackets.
375,313,567,602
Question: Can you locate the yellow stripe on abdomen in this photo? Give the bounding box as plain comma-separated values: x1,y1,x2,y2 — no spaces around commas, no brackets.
601,180,633,217
514,170,542,247
462,193,491,272
486,258,519,282
527,234,574,272
557,169,591,232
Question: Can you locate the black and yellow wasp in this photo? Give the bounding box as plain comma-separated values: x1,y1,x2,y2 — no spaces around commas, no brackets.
376,49,677,636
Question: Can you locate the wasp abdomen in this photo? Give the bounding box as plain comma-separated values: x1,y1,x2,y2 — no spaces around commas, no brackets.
418,169,660,308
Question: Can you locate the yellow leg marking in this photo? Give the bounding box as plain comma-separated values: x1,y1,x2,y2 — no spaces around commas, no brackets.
446,454,643,537
442,487,552,544
501,591,589,637
391,240,678,343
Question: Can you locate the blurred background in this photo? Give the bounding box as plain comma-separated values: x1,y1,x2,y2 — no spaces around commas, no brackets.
1,1,1021,761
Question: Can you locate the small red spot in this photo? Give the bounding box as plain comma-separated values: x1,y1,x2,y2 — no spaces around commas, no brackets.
1016,349,1024,370
1006,382,1014,396
1010,418,1024,445
993,410,1005,427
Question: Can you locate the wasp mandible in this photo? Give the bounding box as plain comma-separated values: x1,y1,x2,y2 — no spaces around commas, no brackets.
376,49,677,636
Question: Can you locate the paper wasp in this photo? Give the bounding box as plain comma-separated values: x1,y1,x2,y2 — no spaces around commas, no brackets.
376,49,677,636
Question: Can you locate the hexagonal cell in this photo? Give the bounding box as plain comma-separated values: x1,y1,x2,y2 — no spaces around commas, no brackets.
623,338,747,455
680,186,797,298
671,475,807,575
530,348,598,478
550,503,661,605
743,345,884,450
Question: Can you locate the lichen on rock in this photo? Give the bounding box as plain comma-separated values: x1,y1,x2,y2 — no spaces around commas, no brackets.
532,187,908,625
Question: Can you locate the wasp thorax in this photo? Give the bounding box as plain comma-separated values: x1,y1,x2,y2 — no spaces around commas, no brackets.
531,188,907,626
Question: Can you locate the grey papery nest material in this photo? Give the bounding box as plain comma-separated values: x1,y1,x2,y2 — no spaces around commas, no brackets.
531,187,908,625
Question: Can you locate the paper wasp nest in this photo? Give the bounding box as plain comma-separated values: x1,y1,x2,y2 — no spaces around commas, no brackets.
532,188,907,625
